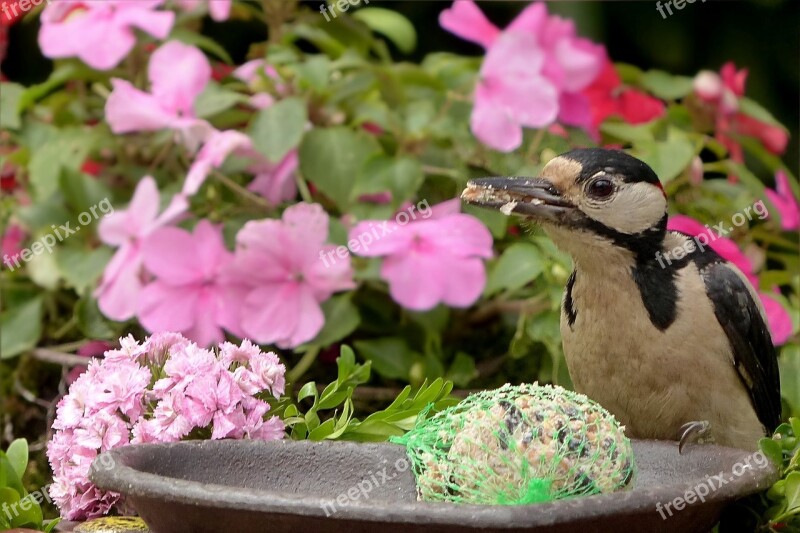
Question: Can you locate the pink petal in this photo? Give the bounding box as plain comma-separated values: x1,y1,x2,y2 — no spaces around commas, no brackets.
208,0,232,21
141,227,205,284
440,256,487,308
505,2,547,35
759,293,794,345
471,98,524,153
247,151,299,205
552,38,605,92
417,214,494,259
138,282,199,334
765,171,800,231
241,283,324,348
148,41,211,116
428,198,461,219
106,79,175,134
282,202,331,254
439,0,500,49
347,220,414,257
382,253,446,311
96,245,144,321
182,287,226,346
114,6,174,40
557,92,592,129
193,220,232,278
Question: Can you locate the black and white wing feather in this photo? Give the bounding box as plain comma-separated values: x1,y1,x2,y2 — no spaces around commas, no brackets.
700,261,781,432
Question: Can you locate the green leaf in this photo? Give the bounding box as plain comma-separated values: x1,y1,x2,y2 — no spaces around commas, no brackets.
0,298,42,359
306,294,360,348
337,345,357,383
784,471,800,513
56,247,113,294
640,70,693,100
485,243,544,296
249,97,307,162
75,296,116,339
29,128,97,199
26,250,61,290
462,203,507,239
299,127,381,209
194,81,246,118
600,121,655,143
5,439,28,480
0,82,24,130
59,167,113,217
355,155,424,206
760,437,783,467
297,382,318,403
170,28,233,64
632,131,695,183
352,8,417,54
354,337,414,381
446,352,478,387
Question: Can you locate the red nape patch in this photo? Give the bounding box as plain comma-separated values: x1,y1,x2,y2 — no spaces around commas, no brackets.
654,181,666,198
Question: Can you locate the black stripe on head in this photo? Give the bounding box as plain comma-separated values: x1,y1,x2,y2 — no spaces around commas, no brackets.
561,148,661,186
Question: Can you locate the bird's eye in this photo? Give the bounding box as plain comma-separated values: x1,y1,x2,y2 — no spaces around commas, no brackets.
588,179,614,199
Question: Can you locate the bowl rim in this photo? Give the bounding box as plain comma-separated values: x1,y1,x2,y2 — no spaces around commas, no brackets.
90,439,777,527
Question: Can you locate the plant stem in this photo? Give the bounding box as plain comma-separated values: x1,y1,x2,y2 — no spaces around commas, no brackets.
526,128,547,163
213,170,271,209
287,346,321,384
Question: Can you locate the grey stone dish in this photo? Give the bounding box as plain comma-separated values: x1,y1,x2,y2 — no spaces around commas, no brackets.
89,439,777,533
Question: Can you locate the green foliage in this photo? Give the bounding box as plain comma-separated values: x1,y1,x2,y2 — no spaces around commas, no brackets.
0,439,59,532
277,346,456,442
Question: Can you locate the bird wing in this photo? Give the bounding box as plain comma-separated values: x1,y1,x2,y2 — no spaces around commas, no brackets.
700,261,781,432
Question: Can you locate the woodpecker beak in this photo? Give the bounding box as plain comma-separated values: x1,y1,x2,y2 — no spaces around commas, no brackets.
461,177,575,222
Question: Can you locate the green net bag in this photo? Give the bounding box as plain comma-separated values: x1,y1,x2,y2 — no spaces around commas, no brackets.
390,383,635,505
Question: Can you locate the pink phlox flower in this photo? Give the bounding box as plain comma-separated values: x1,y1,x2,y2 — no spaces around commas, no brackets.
228,202,355,348
95,176,188,321
348,198,493,311
38,0,174,70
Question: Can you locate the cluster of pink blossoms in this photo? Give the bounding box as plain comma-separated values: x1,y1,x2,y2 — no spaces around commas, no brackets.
47,333,285,520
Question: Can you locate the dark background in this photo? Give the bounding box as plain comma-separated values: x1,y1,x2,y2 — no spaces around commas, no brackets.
3,0,798,174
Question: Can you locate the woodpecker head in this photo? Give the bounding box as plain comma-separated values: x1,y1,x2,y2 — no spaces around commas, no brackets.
462,148,668,263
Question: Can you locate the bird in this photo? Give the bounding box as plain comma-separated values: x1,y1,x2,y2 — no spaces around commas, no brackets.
461,147,781,452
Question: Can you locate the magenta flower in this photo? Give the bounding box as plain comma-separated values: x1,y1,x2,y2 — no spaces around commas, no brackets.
105,40,213,151
440,0,604,151
38,0,174,70
96,177,187,321
348,199,493,311
49,334,285,520
1,223,25,270
229,203,355,348
765,170,800,230
667,214,793,344
138,220,241,346
175,0,232,21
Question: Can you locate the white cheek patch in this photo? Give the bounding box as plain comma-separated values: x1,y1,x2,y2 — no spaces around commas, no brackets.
582,181,666,234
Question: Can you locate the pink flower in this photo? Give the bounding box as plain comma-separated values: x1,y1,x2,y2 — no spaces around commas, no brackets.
105,41,213,151
348,199,493,311
95,176,187,321
1,223,25,270
440,0,605,150
49,334,285,519
667,214,793,344
138,220,240,346
229,203,355,348
38,0,174,70
181,129,297,204
233,59,282,109
765,170,800,231
692,62,789,180
175,0,232,21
